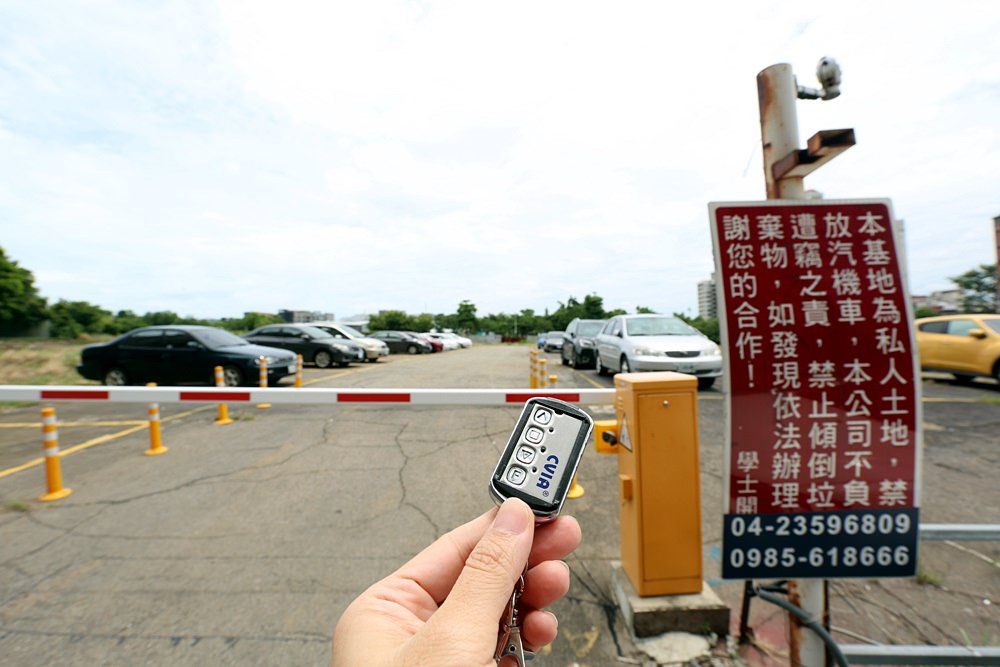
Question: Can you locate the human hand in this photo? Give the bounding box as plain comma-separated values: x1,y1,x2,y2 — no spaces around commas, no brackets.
331,497,582,667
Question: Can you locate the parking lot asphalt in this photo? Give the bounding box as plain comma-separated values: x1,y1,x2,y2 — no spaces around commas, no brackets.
0,345,998,666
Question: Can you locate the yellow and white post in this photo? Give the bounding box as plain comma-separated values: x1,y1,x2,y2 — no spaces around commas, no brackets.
38,407,72,501
144,382,168,456
551,373,586,499
214,366,233,425
538,358,547,391
529,349,539,388
257,356,271,409
294,354,304,388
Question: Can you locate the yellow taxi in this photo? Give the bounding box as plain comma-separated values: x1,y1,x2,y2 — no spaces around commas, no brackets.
915,314,1000,383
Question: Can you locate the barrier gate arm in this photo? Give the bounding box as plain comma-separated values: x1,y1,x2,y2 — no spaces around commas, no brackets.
0,386,616,406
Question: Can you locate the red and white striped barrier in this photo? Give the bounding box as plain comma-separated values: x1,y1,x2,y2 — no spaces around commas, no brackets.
0,386,615,406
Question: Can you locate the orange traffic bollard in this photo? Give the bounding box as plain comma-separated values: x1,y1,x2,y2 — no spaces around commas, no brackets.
538,358,547,389
38,407,72,501
257,356,272,409
549,373,558,389
294,354,303,388
214,366,233,425
144,382,168,456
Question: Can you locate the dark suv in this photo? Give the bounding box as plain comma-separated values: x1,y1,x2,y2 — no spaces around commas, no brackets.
560,318,607,369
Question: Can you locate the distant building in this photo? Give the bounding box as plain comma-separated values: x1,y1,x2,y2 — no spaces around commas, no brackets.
279,310,335,323
697,273,718,319
912,289,962,314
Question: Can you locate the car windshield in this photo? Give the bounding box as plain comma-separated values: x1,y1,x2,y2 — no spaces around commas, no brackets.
336,323,365,338
624,317,697,336
300,326,333,339
579,322,604,336
194,329,249,348
548,331,563,338
984,318,1000,334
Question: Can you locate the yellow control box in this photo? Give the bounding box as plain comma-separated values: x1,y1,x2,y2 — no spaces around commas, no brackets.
614,372,702,596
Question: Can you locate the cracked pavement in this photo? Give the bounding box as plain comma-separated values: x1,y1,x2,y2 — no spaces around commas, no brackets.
0,346,642,666
1,347,998,666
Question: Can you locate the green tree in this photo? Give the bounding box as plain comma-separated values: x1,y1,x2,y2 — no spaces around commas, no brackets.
0,247,48,332
368,310,413,331
950,264,998,313
49,300,113,338
410,313,435,332
143,311,181,326
219,312,284,333
454,300,478,334
675,312,720,343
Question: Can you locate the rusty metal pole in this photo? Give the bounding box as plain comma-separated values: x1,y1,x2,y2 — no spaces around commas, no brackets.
758,64,805,200
758,62,827,667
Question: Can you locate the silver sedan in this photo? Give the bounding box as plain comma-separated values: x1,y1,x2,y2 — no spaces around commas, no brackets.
594,314,723,389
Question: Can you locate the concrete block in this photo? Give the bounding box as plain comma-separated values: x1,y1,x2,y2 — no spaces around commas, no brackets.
611,564,731,638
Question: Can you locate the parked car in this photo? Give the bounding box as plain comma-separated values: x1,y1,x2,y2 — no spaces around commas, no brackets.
561,318,607,369
542,331,565,353
433,331,472,348
76,325,297,387
409,332,444,352
425,332,461,350
369,330,433,354
309,321,390,362
915,314,1000,383
243,323,365,368
594,314,723,389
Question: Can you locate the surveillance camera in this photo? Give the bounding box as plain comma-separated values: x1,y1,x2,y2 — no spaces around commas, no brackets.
816,57,841,99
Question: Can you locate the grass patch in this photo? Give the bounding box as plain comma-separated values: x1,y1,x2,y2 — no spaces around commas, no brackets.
915,566,943,587
0,337,104,386
3,501,31,513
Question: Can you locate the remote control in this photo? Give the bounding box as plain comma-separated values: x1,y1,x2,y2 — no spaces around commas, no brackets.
489,397,594,522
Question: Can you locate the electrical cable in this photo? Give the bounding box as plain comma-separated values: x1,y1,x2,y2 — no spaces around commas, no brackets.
753,586,850,667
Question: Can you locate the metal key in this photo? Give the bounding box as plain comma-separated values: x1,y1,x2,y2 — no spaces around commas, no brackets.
495,570,535,666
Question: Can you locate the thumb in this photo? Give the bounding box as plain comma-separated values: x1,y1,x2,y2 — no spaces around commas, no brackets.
425,498,534,647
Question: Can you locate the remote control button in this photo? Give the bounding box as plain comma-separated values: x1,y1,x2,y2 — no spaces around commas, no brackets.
506,466,527,486
533,407,553,426
524,426,544,444
516,445,536,464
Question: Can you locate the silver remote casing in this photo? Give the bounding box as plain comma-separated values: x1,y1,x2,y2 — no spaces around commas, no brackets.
489,397,593,522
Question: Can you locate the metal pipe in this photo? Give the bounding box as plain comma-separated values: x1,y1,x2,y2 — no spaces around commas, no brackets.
757,64,804,199
841,644,1000,665
920,524,1000,541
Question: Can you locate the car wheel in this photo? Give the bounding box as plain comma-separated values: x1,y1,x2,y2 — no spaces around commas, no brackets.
620,356,631,374
407,344,418,355
103,367,129,386
596,355,608,376
314,350,334,368
567,350,576,368
221,365,244,387
698,377,716,390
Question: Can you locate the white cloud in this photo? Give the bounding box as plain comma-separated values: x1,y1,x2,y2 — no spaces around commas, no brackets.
1,0,998,320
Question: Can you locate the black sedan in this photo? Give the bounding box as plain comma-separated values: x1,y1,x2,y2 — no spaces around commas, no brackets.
242,324,366,368
76,325,298,387
369,330,433,354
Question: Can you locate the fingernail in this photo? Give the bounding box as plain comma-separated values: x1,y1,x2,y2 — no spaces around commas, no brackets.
493,498,530,535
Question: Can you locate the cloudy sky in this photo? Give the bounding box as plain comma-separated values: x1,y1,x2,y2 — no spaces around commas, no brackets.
1,1,997,321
